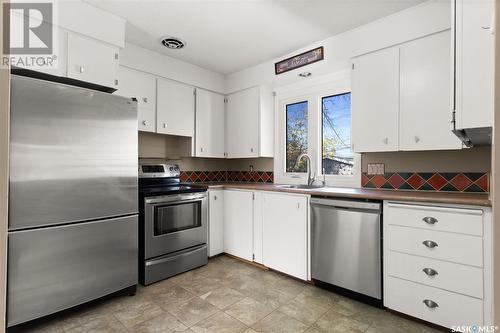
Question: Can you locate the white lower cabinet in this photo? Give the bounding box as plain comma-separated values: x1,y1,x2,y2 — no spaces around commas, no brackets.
262,192,308,280
217,189,309,279
384,201,492,329
208,190,224,257
223,190,254,261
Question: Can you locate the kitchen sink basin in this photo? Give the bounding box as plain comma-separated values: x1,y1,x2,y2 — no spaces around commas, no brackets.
275,184,325,189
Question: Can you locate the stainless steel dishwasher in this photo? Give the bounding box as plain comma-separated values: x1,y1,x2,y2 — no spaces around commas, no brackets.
311,197,382,305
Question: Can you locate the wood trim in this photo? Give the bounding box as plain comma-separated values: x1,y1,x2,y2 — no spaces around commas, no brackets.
0,0,9,331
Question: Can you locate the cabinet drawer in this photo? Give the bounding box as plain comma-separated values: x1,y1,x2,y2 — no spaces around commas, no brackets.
387,203,483,236
387,251,483,298
388,225,483,267
385,277,483,329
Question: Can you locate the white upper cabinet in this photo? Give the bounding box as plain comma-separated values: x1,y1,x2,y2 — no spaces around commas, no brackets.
226,86,273,158
400,31,461,151
352,47,400,153
116,66,157,132
67,34,119,89
195,89,226,158
454,0,494,129
157,79,195,137
262,192,308,280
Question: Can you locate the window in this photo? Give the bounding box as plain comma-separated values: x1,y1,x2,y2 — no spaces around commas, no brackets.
286,101,308,172
275,73,360,187
321,93,354,175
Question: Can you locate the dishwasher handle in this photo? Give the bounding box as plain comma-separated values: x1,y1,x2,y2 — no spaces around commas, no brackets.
310,197,381,212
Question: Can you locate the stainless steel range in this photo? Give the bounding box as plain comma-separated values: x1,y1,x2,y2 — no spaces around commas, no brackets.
139,163,208,285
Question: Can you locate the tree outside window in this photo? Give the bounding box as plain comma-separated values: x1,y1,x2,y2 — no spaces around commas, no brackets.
322,93,354,175
286,101,308,172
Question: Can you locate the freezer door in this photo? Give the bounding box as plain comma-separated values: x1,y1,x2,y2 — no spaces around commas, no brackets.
7,215,138,327
9,75,138,230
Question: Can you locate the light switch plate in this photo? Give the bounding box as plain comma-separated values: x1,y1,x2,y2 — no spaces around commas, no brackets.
367,163,385,175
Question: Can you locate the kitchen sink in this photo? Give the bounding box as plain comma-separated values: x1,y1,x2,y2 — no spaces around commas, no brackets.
275,184,325,189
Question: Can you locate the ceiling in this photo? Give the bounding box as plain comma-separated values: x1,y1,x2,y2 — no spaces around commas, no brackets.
85,0,426,74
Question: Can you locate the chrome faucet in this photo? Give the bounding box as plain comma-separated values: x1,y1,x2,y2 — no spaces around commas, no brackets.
295,153,315,186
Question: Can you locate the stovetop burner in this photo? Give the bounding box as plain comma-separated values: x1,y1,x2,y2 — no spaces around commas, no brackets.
138,162,206,196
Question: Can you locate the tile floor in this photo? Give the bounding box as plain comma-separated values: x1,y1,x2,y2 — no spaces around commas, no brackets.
12,255,444,333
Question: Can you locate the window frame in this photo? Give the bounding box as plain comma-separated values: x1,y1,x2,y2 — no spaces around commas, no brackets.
274,71,361,187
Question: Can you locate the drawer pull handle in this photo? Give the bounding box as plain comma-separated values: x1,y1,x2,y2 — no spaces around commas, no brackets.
422,268,438,276
423,299,439,309
422,216,438,224
422,240,438,248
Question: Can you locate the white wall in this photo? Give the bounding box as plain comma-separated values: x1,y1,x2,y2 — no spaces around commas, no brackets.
120,43,226,93
225,0,451,93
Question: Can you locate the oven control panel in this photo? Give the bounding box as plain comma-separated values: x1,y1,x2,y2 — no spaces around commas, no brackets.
139,163,180,178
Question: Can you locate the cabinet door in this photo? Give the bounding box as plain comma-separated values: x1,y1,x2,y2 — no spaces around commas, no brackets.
209,190,224,257
456,0,494,129
226,87,260,158
157,79,195,137
223,190,253,261
352,47,400,152
116,67,156,132
262,193,308,280
195,89,225,158
400,31,461,151
67,34,119,89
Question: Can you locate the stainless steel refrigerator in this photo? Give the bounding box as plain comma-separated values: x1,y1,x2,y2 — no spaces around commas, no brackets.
7,75,139,327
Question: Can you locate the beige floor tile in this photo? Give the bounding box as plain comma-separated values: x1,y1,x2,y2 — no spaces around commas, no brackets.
178,275,224,296
112,298,164,328
167,297,219,327
243,329,259,333
251,310,309,333
296,285,338,309
222,274,263,296
199,286,246,309
131,312,188,333
224,297,276,326
60,308,127,333
149,285,197,311
279,296,330,326
311,308,369,333
190,311,247,333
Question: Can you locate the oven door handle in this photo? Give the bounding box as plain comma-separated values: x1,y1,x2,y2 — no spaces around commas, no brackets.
145,193,206,204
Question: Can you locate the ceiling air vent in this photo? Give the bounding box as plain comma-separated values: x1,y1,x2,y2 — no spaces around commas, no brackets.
160,36,186,49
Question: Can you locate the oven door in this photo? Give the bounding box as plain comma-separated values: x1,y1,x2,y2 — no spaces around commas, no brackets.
144,193,207,259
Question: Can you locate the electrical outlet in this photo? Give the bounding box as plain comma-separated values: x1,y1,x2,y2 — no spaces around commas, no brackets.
367,163,385,175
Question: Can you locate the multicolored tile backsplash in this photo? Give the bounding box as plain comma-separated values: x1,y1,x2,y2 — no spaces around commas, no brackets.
180,170,489,193
180,170,274,183
362,172,489,193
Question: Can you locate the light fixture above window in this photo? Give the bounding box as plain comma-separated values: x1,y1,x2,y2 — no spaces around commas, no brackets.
298,72,312,78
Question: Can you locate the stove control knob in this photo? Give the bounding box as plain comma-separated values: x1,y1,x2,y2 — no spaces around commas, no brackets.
169,167,174,171
174,167,179,171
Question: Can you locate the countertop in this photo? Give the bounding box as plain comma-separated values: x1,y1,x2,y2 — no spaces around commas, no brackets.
186,182,491,207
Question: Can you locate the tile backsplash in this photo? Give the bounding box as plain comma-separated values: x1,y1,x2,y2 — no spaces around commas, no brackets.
362,172,489,193
180,170,274,183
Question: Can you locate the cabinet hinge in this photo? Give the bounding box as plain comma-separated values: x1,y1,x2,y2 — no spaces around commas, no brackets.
351,63,354,70
194,89,197,95
451,110,456,124
115,53,119,60
252,193,255,200
224,98,228,103
252,254,255,261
